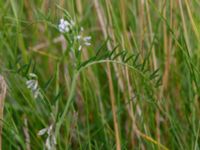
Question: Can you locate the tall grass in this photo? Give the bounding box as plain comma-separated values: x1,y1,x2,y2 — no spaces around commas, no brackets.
0,0,200,149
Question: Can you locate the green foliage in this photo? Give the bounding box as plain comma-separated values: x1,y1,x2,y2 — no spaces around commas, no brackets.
0,0,200,149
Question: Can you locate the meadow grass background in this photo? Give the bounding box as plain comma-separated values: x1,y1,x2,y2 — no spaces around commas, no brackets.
0,0,200,149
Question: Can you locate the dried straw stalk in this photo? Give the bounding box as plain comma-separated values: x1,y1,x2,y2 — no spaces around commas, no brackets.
0,75,6,150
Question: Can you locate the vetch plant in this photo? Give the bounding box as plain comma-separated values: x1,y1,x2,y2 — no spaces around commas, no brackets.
54,13,161,141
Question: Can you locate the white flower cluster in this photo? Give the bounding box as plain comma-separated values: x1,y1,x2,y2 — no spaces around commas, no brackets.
58,18,75,33
58,18,92,51
38,124,56,150
26,73,42,99
76,34,91,51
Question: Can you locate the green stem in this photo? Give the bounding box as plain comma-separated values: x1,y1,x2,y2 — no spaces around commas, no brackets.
55,71,78,137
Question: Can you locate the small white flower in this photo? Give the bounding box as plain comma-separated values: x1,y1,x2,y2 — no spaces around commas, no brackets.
38,124,56,150
83,36,91,46
84,42,91,46
33,89,41,99
76,34,92,51
58,18,75,33
29,73,37,78
26,73,42,99
70,20,75,27
83,36,91,41
76,35,81,40
80,27,84,32
38,128,48,136
78,45,82,51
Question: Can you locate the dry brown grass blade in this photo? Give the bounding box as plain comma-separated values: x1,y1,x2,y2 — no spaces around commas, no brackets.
93,0,121,149
23,117,31,150
0,75,7,150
